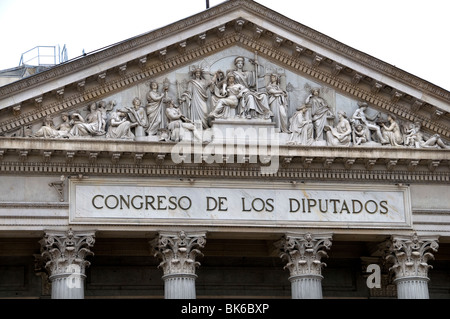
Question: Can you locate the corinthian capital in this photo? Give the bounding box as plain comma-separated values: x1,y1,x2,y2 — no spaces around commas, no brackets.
276,232,332,277
151,231,206,276
386,233,439,279
39,228,96,276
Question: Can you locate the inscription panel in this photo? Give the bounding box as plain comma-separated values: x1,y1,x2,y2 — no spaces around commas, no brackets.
69,179,412,229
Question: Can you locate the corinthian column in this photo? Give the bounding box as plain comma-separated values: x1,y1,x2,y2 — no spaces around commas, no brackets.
387,233,439,299
276,232,332,299
151,231,206,299
40,228,95,299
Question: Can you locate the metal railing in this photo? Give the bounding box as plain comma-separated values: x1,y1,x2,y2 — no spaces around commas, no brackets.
18,45,67,66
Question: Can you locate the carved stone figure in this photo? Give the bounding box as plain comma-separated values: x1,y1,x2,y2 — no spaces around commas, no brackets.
324,111,352,147
165,98,202,142
351,101,387,144
286,105,314,146
209,74,243,120
98,100,115,132
106,110,137,139
353,123,368,145
125,97,148,140
180,67,210,129
403,122,419,147
146,81,168,136
230,56,272,119
413,122,449,149
69,102,106,137
266,73,289,133
33,113,72,138
381,114,403,146
305,88,334,141
209,69,227,111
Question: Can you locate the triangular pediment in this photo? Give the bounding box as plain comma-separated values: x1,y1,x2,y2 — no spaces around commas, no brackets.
0,0,448,172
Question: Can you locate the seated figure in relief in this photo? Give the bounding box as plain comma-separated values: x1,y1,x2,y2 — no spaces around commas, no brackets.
229,56,272,119
353,123,368,145
209,74,244,120
69,102,106,137
381,114,403,146
286,104,314,146
33,113,72,138
351,101,387,144
209,70,227,111
403,122,419,147
106,109,138,140
324,111,352,147
165,98,202,142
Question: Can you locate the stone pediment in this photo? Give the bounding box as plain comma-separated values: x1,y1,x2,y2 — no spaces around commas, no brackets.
0,0,448,175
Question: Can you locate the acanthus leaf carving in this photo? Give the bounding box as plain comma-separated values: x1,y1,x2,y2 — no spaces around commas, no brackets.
150,231,206,276
386,233,439,279
39,228,95,277
276,232,332,277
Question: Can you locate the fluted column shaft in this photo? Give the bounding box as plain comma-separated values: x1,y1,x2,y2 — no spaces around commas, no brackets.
387,233,439,299
395,276,430,299
50,273,86,299
276,232,332,299
151,231,206,299
40,229,95,299
163,273,198,299
289,274,324,299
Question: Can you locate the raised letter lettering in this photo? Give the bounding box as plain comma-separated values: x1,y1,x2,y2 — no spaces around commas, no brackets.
365,200,378,214
178,196,192,210
265,198,274,212
157,196,167,210
131,195,143,209
92,195,104,209
145,195,156,210
307,199,317,213
329,199,339,213
379,200,388,214
340,200,350,214
318,199,328,213
289,198,300,213
242,198,251,212
206,197,218,211
252,198,265,212
120,195,130,209
352,200,363,214
105,195,119,209
218,197,228,211
168,196,177,210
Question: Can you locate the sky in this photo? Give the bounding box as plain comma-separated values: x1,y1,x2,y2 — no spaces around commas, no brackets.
0,0,448,91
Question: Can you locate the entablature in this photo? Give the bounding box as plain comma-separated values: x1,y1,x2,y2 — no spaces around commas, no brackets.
0,138,448,175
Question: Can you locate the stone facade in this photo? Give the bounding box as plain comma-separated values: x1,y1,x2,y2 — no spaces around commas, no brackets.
0,0,449,299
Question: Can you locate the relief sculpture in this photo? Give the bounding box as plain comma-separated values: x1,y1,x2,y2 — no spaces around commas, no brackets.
10,53,448,150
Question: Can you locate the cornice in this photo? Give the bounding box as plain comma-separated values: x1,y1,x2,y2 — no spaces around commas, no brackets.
0,162,448,184
0,137,448,183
